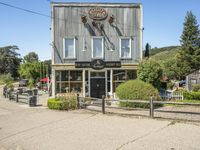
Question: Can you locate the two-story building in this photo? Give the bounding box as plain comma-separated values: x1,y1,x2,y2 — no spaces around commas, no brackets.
51,2,143,98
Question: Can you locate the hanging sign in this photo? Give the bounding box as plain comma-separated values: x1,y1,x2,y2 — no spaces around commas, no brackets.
88,7,108,21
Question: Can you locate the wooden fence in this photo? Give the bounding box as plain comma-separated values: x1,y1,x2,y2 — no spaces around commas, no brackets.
77,95,200,120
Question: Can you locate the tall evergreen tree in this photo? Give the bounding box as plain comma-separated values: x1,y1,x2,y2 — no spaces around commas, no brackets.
179,11,200,75
144,43,150,58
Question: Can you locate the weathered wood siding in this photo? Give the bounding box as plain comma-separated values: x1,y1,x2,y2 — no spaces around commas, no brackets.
52,3,142,64
186,70,200,91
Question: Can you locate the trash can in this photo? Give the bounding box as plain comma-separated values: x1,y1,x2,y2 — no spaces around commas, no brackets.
33,89,38,95
29,95,37,107
26,90,33,96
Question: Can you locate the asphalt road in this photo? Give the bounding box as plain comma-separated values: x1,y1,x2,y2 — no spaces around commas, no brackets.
0,98,200,150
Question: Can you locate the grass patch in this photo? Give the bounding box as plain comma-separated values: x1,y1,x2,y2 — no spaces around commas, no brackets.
163,99,200,107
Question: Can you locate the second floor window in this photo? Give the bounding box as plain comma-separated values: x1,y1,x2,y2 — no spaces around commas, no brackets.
92,37,104,58
120,38,131,59
63,38,75,59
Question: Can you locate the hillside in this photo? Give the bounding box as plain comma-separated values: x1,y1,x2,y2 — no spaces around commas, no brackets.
149,46,181,62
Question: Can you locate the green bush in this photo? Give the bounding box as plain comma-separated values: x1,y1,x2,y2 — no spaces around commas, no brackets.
183,91,200,100
47,98,62,110
0,74,13,85
116,80,160,100
192,84,200,92
116,80,162,108
47,96,77,110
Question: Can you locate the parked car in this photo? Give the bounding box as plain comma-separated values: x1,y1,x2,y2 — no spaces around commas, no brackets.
19,79,28,87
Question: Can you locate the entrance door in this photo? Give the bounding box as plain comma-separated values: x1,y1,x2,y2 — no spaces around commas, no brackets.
90,72,105,98
90,78,105,98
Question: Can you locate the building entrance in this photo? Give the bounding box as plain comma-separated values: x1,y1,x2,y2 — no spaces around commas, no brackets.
90,72,105,98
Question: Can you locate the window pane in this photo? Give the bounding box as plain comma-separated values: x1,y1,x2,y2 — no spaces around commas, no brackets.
65,39,74,58
121,39,130,58
93,38,102,58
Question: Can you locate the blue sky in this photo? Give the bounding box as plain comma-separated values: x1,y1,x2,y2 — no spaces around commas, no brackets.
0,0,200,60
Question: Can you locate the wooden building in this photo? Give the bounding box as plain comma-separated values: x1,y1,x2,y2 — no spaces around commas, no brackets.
51,2,143,98
186,69,200,91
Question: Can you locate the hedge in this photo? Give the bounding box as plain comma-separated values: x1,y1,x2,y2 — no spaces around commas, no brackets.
47,95,77,110
47,98,62,110
116,80,162,108
116,80,160,100
183,91,200,100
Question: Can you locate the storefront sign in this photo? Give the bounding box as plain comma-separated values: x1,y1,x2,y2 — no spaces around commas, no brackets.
75,60,121,70
91,59,105,70
88,7,108,21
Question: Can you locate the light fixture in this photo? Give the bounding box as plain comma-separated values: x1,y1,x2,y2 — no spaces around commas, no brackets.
81,15,87,24
108,15,114,25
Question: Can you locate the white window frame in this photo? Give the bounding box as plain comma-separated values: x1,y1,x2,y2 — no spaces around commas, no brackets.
63,37,76,59
91,37,104,59
119,37,132,59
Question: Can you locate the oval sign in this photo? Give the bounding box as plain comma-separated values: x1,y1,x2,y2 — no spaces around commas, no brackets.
91,59,105,70
88,7,108,21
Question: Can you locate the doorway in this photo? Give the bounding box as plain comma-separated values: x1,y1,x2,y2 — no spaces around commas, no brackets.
90,72,105,98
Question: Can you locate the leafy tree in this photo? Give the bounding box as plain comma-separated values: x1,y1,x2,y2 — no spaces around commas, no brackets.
0,45,21,78
179,11,200,75
23,52,39,63
144,43,150,58
19,62,40,85
43,60,52,77
137,59,163,89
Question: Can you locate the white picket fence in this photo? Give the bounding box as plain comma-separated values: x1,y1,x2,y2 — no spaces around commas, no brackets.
160,91,183,100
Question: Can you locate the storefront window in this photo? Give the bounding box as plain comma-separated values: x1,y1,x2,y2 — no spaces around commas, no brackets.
113,70,137,92
55,70,82,94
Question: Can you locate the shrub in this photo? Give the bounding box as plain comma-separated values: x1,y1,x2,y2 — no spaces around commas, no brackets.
47,98,62,110
183,91,200,100
47,96,77,110
192,84,200,92
59,95,77,110
0,74,13,85
116,80,162,108
116,80,160,100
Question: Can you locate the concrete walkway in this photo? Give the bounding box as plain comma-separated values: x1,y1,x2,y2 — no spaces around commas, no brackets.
0,99,200,150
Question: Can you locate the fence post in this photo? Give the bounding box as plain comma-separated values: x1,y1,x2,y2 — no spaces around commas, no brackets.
102,95,105,114
16,92,19,103
77,94,80,109
149,97,154,118
9,91,11,100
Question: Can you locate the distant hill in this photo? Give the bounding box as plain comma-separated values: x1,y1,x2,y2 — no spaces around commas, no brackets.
149,46,181,62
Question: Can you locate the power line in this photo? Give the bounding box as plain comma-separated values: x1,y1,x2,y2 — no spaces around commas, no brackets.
0,1,51,18
0,1,140,30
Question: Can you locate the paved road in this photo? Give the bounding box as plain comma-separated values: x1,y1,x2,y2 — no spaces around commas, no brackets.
0,99,200,150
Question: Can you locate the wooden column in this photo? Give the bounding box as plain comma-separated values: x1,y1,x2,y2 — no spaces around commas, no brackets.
52,69,56,98
110,69,113,98
82,70,85,97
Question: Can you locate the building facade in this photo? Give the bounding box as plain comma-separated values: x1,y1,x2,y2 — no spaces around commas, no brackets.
51,2,143,98
186,69,200,91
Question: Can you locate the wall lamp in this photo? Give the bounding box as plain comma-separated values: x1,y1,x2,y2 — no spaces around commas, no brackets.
108,15,115,25
81,15,87,24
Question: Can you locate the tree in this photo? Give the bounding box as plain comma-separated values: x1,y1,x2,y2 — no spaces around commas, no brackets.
23,52,39,63
137,59,163,89
179,11,200,75
144,43,150,58
19,62,40,85
0,45,21,78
